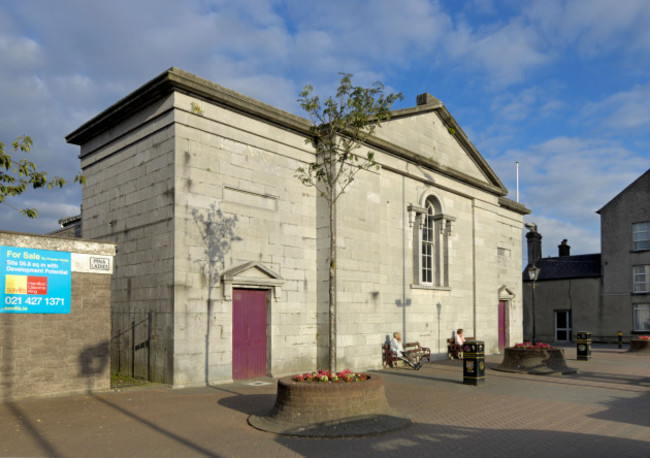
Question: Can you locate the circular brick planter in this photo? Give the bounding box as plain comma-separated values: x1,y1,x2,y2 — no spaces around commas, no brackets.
494,347,578,375
628,339,650,354
248,375,411,437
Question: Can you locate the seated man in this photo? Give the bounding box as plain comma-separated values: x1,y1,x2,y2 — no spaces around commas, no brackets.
390,332,423,370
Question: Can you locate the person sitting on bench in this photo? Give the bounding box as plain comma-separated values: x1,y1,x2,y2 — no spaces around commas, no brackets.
390,332,423,370
455,328,465,359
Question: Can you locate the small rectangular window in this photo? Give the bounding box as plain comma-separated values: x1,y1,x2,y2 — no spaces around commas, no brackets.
633,303,650,331
633,265,650,293
633,222,649,251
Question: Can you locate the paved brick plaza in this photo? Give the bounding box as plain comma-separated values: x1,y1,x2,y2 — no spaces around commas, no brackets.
1,345,648,457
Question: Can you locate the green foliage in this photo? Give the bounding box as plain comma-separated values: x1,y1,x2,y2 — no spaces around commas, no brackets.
0,136,85,218
191,102,203,115
296,73,403,203
295,74,402,372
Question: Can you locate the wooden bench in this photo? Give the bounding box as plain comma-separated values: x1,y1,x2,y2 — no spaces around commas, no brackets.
447,337,475,359
447,338,461,359
404,341,431,363
383,342,431,369
382,344,399,368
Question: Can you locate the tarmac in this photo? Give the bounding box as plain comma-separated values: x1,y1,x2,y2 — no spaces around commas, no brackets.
1,344,649,457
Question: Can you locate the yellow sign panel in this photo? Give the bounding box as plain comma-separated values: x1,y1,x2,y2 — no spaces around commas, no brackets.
5,275,27,294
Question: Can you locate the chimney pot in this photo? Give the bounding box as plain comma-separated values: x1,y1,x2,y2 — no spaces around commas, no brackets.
526,227,542,265
558,239,571,257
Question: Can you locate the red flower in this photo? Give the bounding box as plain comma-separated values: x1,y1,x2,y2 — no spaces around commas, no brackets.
513,342,555,349
292,369,368,383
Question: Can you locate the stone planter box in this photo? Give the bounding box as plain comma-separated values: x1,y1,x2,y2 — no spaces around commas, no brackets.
628,339,650,354
248,375,410,437
495,347,578,375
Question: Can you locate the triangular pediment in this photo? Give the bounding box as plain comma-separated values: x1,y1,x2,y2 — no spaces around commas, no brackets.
222,262,284,300
372,97,506,195
223,261,283,282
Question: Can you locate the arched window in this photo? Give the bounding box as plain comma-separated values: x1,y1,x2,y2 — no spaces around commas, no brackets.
409,194,454,289
421,199,436,284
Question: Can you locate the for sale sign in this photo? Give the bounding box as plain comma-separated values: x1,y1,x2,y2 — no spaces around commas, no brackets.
1,246,72,313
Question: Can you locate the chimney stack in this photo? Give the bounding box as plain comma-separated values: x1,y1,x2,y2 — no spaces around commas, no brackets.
558,239,571,257
526,224,542,266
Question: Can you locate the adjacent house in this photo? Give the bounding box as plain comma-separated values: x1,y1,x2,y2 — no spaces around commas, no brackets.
598,169,650,339
522,235,601,343
523,169,650,343
66,68,529,387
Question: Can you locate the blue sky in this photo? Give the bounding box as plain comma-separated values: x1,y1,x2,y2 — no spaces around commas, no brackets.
1,0,648,259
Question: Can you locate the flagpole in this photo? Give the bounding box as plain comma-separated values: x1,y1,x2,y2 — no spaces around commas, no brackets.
516,161,519,202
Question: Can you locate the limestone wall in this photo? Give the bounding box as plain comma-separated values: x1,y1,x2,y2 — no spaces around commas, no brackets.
172,92,319,386
79,95,176,384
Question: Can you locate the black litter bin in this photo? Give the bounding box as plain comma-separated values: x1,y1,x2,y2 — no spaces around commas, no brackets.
463,340,485,385
577,331,591,361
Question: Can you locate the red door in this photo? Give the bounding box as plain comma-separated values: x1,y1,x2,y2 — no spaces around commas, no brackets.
232,289,267,380
498,301,507,350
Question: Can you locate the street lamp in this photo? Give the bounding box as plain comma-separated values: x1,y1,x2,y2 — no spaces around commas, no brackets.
527,264,541,345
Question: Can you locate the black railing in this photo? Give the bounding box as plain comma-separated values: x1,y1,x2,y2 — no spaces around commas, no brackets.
111,311,152,388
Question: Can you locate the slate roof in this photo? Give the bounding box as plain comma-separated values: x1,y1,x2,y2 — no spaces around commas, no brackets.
523,254,601,281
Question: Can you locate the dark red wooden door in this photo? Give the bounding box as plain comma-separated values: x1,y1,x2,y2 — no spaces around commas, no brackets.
498,301,507,350
232,289,267,380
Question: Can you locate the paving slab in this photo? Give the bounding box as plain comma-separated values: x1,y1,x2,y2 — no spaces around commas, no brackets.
1,344,648,457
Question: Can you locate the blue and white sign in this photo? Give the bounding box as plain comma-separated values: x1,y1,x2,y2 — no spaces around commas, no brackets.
1,246,72,313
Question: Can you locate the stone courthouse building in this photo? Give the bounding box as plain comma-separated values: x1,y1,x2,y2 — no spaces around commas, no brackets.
66,68,529,387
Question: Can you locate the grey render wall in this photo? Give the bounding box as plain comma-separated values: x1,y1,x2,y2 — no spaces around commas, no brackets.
0,231,115,401
523,278,601,343
600,171,650,340
68,68,528,387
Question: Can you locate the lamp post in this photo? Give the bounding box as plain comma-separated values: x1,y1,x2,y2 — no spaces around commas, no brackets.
527,264,541,345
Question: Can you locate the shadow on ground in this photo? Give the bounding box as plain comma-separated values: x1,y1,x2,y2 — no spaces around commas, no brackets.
274,422,650,456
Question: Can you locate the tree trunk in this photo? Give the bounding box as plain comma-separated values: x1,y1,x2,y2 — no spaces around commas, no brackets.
328,189,337,373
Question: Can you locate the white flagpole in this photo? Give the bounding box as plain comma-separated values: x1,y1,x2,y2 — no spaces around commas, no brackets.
516,161,519,202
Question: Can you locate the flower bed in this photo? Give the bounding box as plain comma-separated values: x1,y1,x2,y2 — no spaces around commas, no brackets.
292,369,368,383
628,337,650,354
248,374,411,437
513,342,555,349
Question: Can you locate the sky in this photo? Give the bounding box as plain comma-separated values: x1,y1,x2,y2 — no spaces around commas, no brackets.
1,0,649,260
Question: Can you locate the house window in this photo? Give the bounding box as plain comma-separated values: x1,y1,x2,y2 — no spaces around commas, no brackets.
421,201,435,284
633,222,649,251
409,195,455,289
633,265,650,293
633,303,650,331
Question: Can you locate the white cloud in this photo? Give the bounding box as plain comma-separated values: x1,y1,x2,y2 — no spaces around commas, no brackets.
492,136,647,260
447,17,553,87
582,83,650,131
525,0,650,59
524,214,601,259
